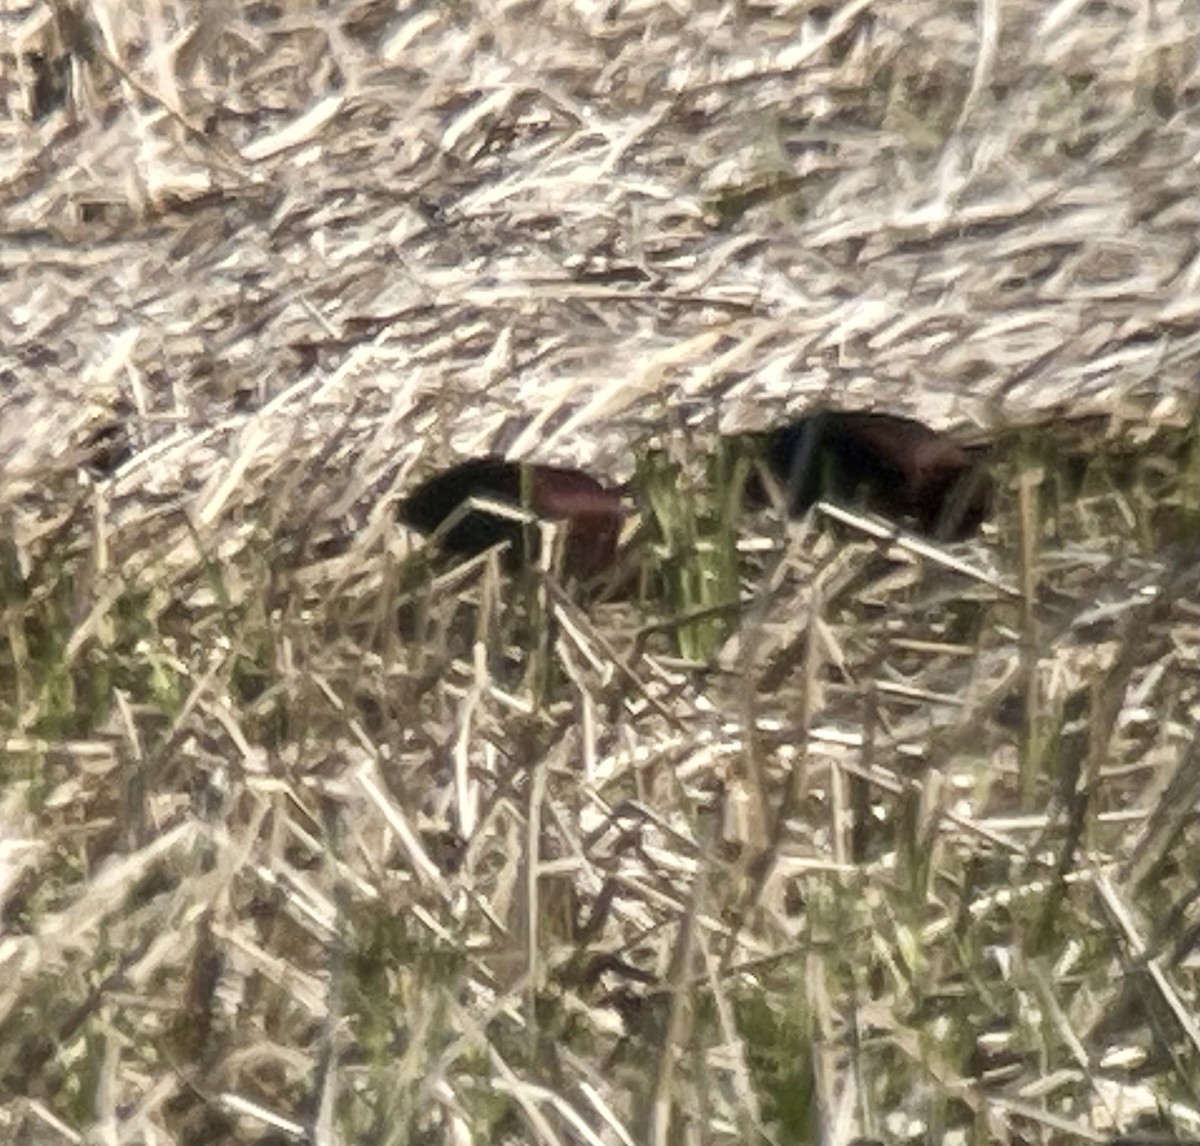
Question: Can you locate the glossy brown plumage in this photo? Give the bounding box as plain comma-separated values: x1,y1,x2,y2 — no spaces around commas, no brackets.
399,456,623,579
749,409,992,539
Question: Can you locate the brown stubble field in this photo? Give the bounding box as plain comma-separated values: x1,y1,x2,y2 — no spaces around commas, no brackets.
1,1,1200,1143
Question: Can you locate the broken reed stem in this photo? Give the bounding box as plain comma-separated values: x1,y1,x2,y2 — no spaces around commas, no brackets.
1017,462,1043,808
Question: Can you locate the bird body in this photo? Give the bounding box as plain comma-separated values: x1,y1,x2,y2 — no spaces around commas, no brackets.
751,410,992,540
399,456,623,579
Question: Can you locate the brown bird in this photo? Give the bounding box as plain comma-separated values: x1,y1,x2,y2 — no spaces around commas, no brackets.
747,409,992,540
398,456,624,579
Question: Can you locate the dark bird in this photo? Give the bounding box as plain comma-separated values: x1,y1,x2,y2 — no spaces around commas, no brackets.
747,409,992,540
398,456,624,579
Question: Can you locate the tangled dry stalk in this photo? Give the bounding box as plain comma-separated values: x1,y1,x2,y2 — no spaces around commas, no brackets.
1,1,1199,1143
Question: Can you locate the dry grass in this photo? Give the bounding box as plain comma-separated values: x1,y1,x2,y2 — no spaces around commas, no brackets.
2,1,1200,1143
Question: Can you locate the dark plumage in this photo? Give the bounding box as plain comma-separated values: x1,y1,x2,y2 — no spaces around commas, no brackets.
748,410,992,540
399,456,624,579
